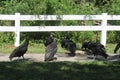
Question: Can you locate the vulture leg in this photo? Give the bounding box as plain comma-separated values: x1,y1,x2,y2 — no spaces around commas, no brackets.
18,57,21,61
22,55,25,60
93,54,97,60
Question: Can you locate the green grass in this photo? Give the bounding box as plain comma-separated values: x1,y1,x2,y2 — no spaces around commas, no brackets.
0,43,67,54
106,43,117,53
28,43,67,54
0,43,118,54
0,61,120,80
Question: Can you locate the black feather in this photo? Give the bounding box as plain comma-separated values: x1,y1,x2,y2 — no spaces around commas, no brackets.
114,41,120,53
44,38,57,61
81,41,108,59
61,36,76,56
9,37,29,61
44,36,53,47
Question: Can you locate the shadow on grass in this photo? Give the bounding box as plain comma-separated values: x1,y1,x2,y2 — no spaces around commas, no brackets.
0,61,120,80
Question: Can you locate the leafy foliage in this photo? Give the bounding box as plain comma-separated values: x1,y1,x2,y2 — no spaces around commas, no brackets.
0,0,120,44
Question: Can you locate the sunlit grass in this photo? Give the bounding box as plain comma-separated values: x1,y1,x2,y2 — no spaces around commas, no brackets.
0,43,67,54
0,43,14,54
106,43,117,54
28,43,66,53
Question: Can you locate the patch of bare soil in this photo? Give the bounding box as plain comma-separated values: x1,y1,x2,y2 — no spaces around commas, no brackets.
0,51,120,62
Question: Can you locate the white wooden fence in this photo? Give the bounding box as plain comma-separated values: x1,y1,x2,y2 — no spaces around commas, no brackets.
0,13,120,46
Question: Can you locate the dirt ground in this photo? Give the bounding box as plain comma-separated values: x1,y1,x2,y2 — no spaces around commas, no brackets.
0,50,120,62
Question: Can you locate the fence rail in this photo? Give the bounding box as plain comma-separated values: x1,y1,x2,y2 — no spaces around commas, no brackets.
0,13,120,46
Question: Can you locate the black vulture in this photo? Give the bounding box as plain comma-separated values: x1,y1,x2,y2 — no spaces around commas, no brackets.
114,41,120,53
81,41,108,59
61,36,76,56
9,37,29,61
44,32,57,61
44,36,53,47
81,41,105,50
81,42,91,51
44,32,56,47
44,38,57,61
90,44,108,59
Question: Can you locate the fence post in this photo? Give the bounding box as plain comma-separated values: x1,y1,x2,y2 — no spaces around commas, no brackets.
15,13,20,47
101,13,107,46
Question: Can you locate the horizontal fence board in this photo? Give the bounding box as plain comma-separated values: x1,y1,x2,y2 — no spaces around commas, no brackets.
0,26,15,32
1,26,120,32
20,15,103,20
107,15,120,20
20,26,105,32
107,26,120,30
0,15,15,20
